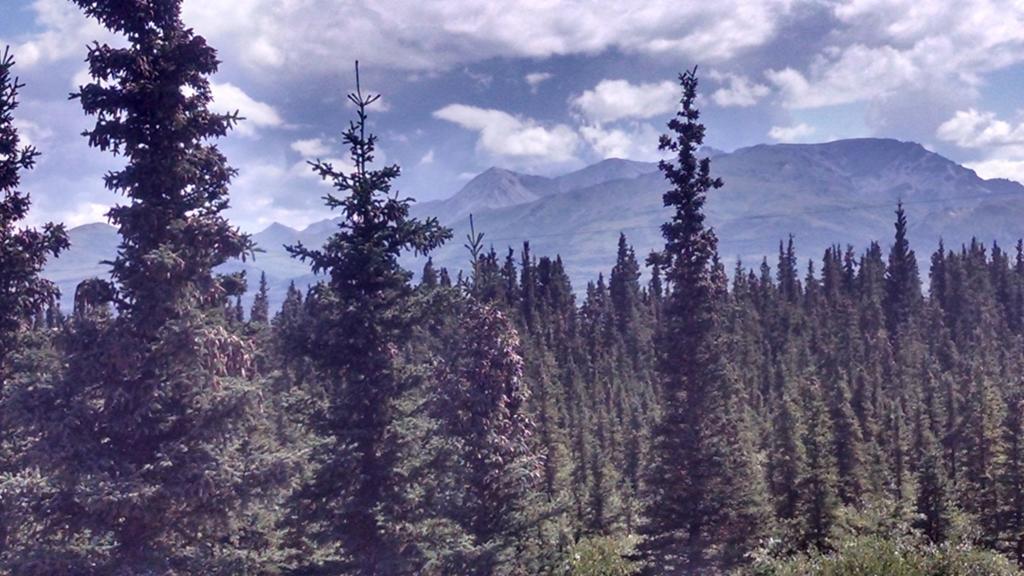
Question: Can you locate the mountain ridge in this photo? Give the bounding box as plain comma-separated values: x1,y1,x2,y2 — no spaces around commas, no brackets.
46,138,1024,311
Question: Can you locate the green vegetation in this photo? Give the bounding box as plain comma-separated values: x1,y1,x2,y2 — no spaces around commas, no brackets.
749,535,1020,576
2,2,1024,574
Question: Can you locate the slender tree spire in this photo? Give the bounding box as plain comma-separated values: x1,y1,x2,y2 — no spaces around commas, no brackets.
640,67,769,574
250,271,270,324
286,61,451,575
885,201,921,336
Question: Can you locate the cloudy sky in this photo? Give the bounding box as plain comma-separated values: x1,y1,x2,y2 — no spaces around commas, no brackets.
5,0,1024,231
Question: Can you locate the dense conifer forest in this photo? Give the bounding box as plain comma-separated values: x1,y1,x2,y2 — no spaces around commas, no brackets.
4,1,1024,574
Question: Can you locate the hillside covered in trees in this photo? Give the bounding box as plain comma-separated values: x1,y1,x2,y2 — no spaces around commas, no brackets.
5,1,1024,575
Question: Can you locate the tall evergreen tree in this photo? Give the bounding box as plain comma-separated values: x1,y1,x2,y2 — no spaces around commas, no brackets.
799,377,840,551
915,414,953,544
885,202,921,337
0,47,68,372
640,67,769,574
250,271,270,324
0,45,68,558
285,63,450,574
432,300,544,574
6,2,291,571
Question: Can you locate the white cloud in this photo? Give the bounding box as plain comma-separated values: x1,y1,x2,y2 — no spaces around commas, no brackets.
12,119,53,148
579,123,663,161
766,1,1024,110
936,109,1024,149
571,79,678,124
525,72,553,93
29,198,110,229
290,138,333,157
70,67,92,90
964,157,1024,184
225,156,354,230
62,202,110,227
4,0,109,69
419,149,435,165
709,71,770,107
344,92,392,113
434,104,579,163
768,123,816,142
178,0,794,74
291,157,355,180
938,107,1024,186
209,82,283,137
767,44,920,109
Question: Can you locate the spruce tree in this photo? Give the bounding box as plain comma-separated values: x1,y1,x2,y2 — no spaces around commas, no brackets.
769,356,807,527
639,68,769,574
432,300,544,574
799,377,840,551
610,234,643,350
1002,397,1024,563
915,416,953,544
421,256,439,289
285,63,450,574
6,2,290,571
0,46,68,557
0,47,68,372
250,271,270,324
885,202,921,338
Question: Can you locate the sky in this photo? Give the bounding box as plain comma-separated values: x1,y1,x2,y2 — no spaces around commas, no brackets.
4,0,1024,232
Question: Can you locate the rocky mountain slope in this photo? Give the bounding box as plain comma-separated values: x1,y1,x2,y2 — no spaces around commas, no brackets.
47,138,1024,311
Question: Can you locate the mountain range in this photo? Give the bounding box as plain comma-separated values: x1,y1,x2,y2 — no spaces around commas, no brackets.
46,138,1024,311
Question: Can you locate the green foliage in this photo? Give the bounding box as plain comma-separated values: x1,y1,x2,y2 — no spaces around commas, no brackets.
569,536,639,576
640,66,770,574
0,3,293,573
6,27,1024,576
283,64,451,575
748,534,1021,576
0,47,67,369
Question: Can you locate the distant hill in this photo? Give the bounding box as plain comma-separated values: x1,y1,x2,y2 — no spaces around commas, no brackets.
415,158,660,223
46,138,1024,311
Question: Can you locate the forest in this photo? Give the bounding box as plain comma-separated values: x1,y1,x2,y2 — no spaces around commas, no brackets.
3,1,1024,575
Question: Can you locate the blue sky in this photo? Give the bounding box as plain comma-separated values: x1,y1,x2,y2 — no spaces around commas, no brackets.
4,0,1024,231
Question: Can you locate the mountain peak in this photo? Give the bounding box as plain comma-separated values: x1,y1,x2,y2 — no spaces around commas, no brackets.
47,137,1024,310
259,222,298,236
70,221,116,233
553,158,658,193
478,166,518,176
430,166,549,222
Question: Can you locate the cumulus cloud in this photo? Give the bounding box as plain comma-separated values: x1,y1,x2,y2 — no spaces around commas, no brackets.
938,108,1024,185
229,161,329,229
936,109,1024,149
70,67,93,90
964,157,1024,184
709,71,771,107
571,79,678,124
768,123,816,142
767,1,1024,110
210,82,284,137
12,0,797,74
177,0,794,74
434,104,579,163
767,44,921,109
290,138,333,158
12,119,53,148
3,0,108,68
525,72,553,93
579,123,663,161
